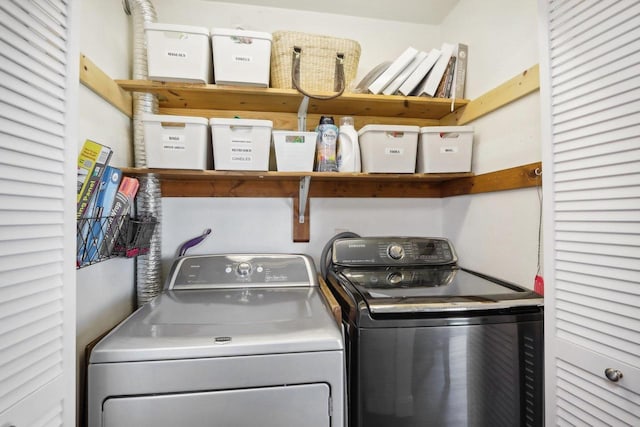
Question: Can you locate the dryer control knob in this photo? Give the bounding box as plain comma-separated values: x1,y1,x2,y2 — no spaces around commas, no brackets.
236,262,252,276
387,244,405,260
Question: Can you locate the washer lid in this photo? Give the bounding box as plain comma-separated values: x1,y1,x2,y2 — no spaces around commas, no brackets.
89,287,343,364
341,267,543,313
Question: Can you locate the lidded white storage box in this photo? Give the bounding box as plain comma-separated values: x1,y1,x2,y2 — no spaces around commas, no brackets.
143,114,211,170
358,125,419,173
211,28,272,87
210,118,273,171
272,131,317,172
417,126,473,173
144,23,212,83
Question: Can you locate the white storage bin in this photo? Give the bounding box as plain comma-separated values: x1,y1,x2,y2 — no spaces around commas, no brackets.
417,126,473,173
210,118,273,171
145,23,212,83
211,28,272,87
143,114,211,169
358,125,419,173
272,131,317,172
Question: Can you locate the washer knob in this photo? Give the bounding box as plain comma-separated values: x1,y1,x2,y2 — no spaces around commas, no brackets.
236,262,252,276
387,244,405,260
387,272,403,285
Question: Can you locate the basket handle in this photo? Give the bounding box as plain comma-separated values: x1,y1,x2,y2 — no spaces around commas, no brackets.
291,46,345,100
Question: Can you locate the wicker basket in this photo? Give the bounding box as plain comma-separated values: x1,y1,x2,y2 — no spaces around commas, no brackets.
271,31,361,93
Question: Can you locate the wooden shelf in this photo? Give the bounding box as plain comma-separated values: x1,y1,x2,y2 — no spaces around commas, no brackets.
92,65,542,242
122,164,541,242
121,168,473,198
116,80,469,126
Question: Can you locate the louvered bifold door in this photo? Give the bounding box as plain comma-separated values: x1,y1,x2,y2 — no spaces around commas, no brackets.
539,0,640,425
0,0,78,426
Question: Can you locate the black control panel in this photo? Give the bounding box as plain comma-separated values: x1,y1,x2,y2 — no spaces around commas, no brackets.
332,237,457,267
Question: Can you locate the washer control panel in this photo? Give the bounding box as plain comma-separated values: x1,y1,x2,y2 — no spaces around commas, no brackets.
332,237,457,266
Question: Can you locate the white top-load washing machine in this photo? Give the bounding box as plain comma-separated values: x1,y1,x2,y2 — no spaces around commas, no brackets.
88,254,344,427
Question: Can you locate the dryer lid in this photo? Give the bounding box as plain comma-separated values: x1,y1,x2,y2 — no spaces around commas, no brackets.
89,287,343,363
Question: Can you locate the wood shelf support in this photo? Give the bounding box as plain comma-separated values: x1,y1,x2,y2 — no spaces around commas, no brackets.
298,176,311,224
439,64,540,126
79,54,133,118
293,176,311,242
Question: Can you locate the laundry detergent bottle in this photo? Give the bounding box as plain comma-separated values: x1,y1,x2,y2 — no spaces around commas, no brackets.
315,116,339,172
337,116,361,172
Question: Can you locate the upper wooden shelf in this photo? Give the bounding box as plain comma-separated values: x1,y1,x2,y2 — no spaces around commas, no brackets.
116,80,469,120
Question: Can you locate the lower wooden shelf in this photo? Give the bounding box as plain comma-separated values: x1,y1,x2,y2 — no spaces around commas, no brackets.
122,163,541,242
120,169,473,197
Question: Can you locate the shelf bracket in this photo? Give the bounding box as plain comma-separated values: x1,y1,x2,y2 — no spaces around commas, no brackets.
297,95,310,131
298,176,311,223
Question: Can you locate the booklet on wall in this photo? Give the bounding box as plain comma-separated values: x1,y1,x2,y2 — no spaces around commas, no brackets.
77,139,113,220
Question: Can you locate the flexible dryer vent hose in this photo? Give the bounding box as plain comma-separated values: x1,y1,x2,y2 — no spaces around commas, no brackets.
123,0,162,306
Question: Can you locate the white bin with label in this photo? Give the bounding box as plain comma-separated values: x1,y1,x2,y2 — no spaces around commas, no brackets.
145,23,212,83
272,131,317,172
211,28,272,87
210,118,273,171
417,126,473,173
358,125,419,173
143,114,211,170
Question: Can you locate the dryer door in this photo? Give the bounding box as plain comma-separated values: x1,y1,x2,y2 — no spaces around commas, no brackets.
102,383,331,427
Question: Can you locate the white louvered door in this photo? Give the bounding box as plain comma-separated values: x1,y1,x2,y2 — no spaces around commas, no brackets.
539,0,640,425
0,0,78,426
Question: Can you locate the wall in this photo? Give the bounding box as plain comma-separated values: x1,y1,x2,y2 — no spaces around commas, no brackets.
74,0,542,418
152,0,446,271
76,0,134,423
149,0,441,82
153,0,541,282
440,0,542,287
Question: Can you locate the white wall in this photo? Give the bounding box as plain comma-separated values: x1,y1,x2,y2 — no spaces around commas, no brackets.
153,0,541,285
161,197,443,276
76,0,134,422
74,0,542,422
153,0,446,271
440,0,541,286
150,0,441,82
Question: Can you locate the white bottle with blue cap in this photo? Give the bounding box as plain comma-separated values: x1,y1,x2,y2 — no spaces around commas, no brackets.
337,116,361,172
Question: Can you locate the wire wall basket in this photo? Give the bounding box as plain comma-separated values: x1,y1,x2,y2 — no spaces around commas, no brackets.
76,215,157,269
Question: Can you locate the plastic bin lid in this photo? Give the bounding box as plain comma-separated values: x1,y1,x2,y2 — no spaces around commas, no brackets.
142,113,208,125
144,22,209,36
419,126,473,133
358,124,420,135
211,28,272,41
209,118,273,127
